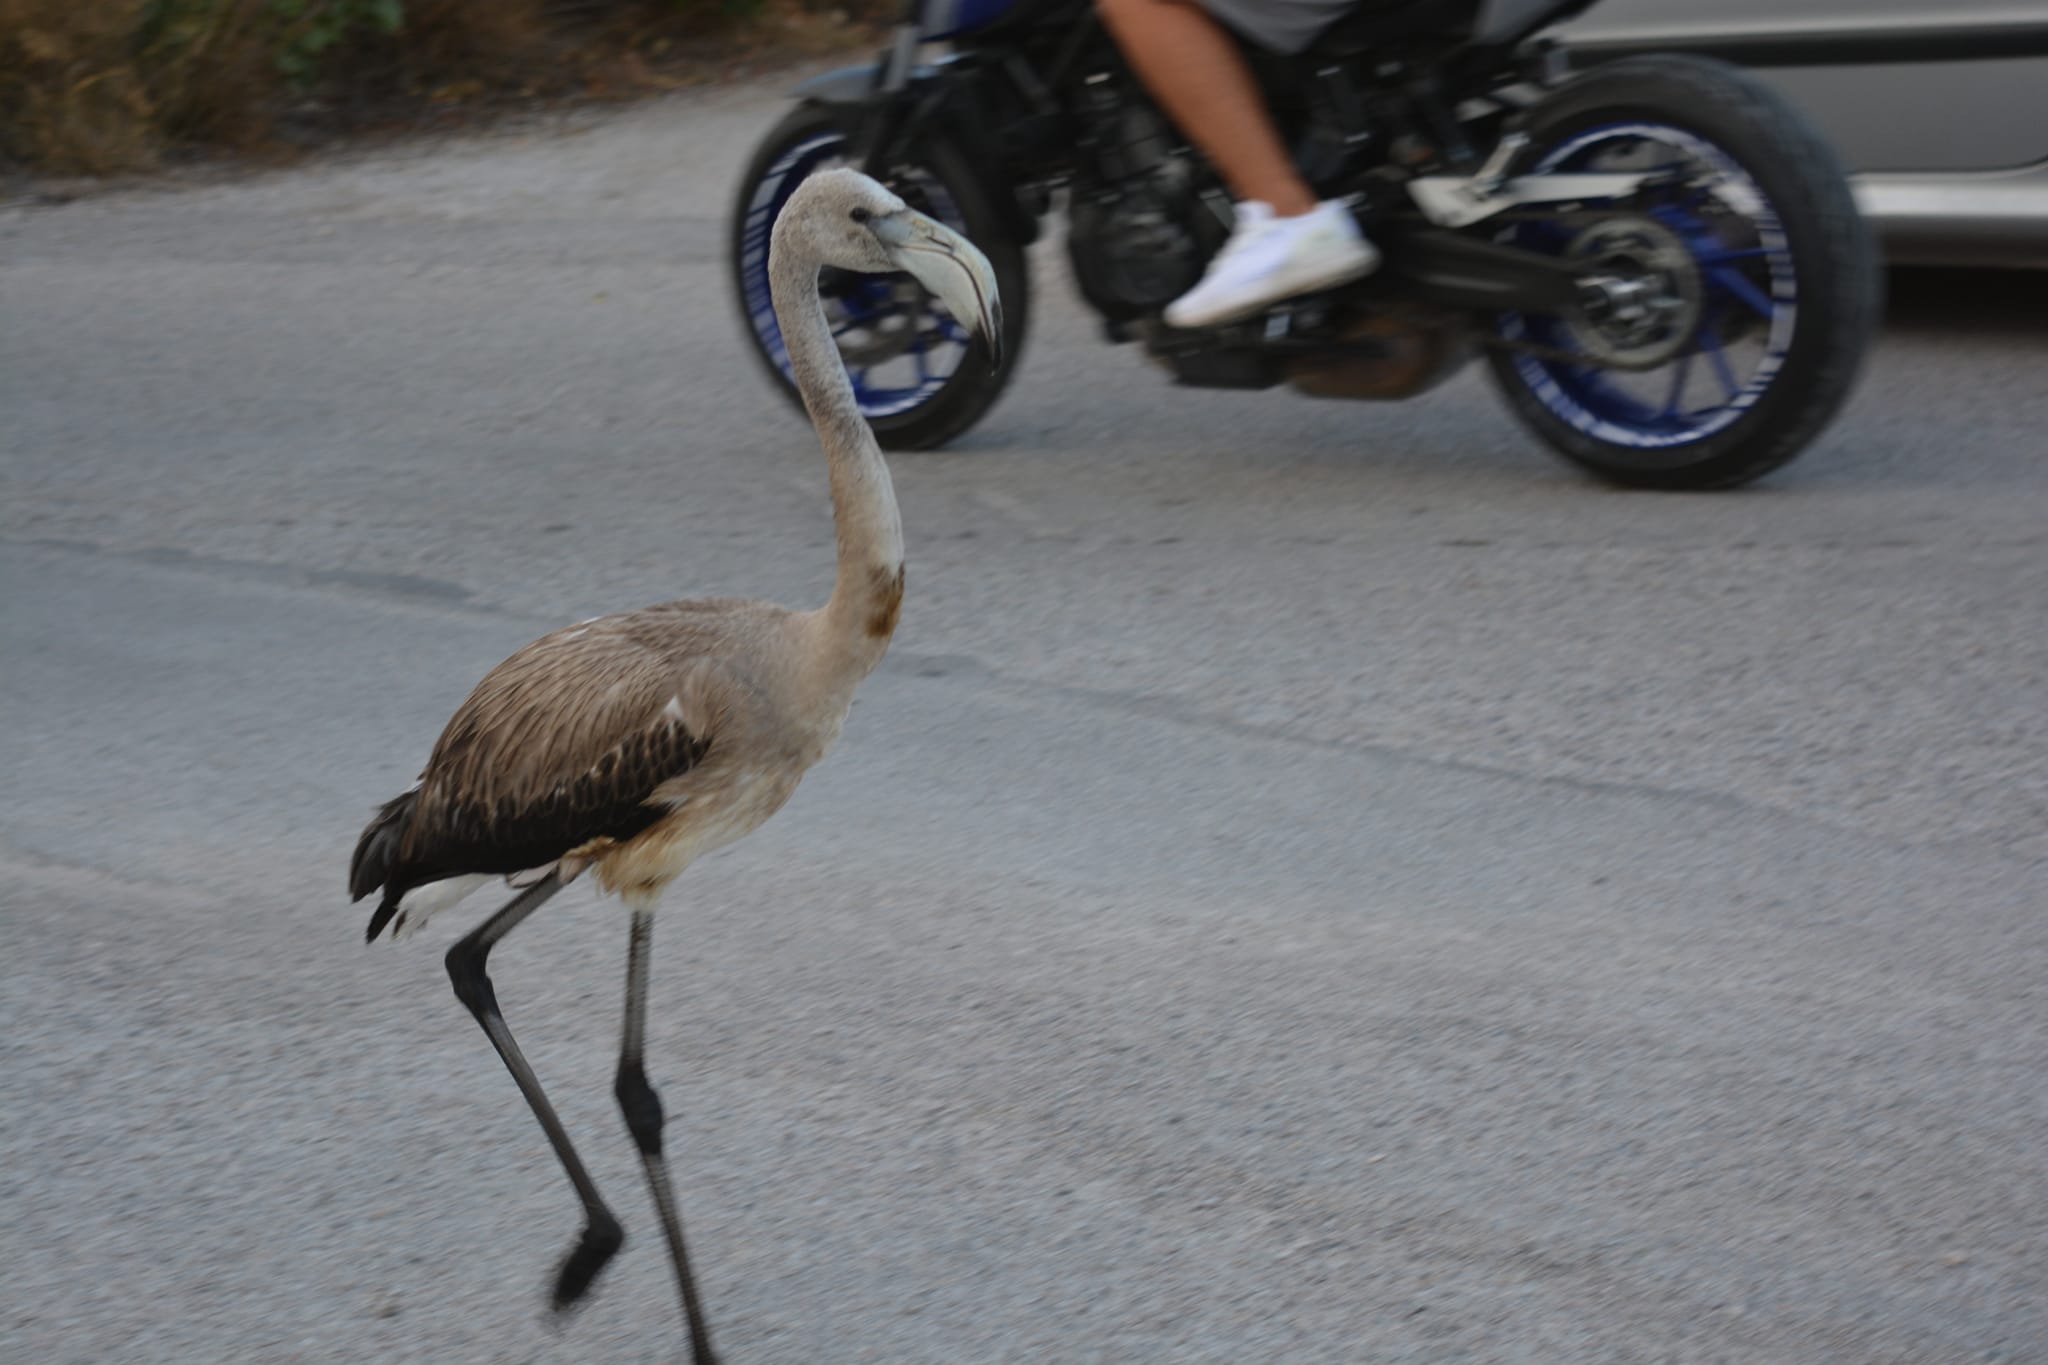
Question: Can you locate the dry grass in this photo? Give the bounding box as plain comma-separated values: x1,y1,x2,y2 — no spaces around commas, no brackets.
2,0,161,173
0,0,881,176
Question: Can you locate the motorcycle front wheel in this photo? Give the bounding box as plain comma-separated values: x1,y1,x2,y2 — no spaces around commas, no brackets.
1486,55,1880,490
730,104,1031,450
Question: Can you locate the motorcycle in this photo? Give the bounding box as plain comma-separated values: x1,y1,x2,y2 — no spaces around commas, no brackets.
730,0,1880,489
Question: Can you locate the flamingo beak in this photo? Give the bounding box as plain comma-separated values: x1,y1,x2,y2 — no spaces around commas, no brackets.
875,210,1005,372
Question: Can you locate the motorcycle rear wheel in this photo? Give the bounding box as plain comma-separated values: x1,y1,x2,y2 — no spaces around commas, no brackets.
1485,55,1880,490
730,104,1031,450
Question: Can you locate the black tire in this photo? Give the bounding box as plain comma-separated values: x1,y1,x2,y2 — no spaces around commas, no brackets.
729,103,1031,451
1485,55,1880,490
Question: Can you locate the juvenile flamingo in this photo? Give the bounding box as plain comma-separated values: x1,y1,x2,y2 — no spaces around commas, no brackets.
349,168,1003,1362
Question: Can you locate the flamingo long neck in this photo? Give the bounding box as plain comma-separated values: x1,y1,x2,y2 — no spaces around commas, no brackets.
769,226,906,676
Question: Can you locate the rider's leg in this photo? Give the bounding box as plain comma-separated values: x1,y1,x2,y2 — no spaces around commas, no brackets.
1096,0,1379,327
1097,0,1317,214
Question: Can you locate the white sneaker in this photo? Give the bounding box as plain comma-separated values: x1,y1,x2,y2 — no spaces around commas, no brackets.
1164,200,1381,329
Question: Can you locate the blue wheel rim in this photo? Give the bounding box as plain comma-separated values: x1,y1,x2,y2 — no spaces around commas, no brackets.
1497,122,1798,453
737,132,975,420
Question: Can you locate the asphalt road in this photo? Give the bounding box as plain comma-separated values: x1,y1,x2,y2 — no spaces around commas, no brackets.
4,76,2046,1363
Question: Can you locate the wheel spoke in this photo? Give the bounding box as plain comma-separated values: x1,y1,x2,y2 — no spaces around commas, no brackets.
1710,266,1776,320
1658,350,1695,418
1679,179,1724,212
1699,319,1740,401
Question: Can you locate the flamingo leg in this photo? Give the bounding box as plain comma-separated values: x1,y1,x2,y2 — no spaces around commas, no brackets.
443,873,626,1311
615,909,720,1365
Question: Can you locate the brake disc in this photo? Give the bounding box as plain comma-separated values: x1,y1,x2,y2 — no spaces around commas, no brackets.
1558,214,1703,369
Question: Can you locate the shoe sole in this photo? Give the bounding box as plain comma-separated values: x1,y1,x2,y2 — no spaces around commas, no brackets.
1164,249,1383,331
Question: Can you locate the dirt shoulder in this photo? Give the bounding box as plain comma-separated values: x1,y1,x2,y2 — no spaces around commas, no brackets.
1,0,879,196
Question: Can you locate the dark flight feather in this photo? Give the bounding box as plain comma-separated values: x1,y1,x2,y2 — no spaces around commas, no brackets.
350,714,710,942
348,608,748,942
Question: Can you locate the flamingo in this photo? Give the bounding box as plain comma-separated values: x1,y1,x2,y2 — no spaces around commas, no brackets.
348,167,1003,1362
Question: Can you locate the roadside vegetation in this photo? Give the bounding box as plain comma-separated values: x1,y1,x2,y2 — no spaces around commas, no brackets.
1,0,881,175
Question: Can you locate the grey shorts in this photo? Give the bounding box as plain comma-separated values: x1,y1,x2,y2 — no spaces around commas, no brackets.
1196,0,1358,55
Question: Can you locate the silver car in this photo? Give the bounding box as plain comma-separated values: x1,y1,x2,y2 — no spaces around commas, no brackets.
1562,0,2048,265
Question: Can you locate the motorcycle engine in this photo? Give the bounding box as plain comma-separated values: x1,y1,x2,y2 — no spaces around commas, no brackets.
1066,102,1211,321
